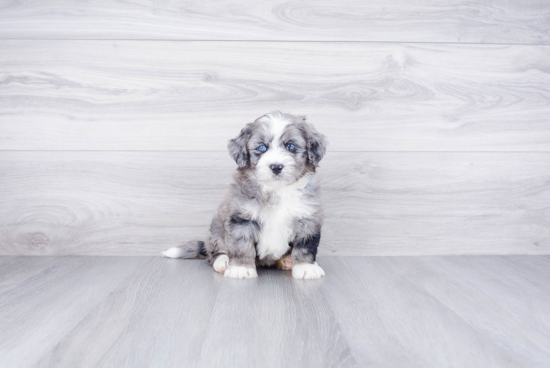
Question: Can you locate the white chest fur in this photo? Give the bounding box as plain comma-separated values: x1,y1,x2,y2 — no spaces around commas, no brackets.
249,176,315,262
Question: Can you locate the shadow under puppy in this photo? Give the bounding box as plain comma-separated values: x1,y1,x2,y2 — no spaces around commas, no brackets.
163,111,327,279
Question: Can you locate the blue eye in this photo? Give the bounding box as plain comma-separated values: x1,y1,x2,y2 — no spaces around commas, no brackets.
258,145,267,152
286,143,296,151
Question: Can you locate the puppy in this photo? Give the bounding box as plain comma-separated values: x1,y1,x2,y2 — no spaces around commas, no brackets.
163,111,327,279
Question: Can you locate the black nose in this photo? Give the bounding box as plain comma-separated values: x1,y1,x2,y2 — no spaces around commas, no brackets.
270,164,284,175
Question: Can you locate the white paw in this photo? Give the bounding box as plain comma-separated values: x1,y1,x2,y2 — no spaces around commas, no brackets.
224,264,258,279
213,255,229,274
292,262,325,280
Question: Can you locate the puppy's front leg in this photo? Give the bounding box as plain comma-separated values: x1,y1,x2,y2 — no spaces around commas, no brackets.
224,258,257,279
221,215,259,279
291,228,325,280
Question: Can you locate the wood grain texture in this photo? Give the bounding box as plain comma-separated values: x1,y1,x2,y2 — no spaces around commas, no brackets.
0,0,549,43
34,257,220,368
321,256,550,367
1,256,549,367
1,151,549,256
197,268,356,368
1,41,550,152
0,256,146,367
414,256,550,365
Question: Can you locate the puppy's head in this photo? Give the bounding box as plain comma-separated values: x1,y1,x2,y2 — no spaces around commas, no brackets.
228,111,327,184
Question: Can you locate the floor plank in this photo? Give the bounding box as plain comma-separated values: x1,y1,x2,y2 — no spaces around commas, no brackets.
2,41,550,152
196,268,356,368
34,258,220,368
321,257,525,367
0,0,548,44
0,256,66,294
1,256,549,367
413,256,550,366
0,256,146,367
1,151,549,256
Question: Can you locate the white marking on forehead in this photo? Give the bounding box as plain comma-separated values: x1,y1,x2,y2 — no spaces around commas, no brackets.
267,116,290,146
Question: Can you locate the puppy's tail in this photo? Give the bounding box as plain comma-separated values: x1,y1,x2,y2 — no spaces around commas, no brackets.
162,240,207,259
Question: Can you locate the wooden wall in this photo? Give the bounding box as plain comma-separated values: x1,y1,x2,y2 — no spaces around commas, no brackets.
1,0,549,256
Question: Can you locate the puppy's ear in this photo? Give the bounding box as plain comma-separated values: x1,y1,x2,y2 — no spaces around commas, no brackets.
228,123,253,168
305,122,327,166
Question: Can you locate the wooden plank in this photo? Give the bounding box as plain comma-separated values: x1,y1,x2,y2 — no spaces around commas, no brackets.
413,256,550,365
1,41,550,152
0,256,69,294
34,258,220,368
196,267,356,368
1,151,549,256
2,256,548,367
0,0,549,44
321,256,550,367
321,151,550,255
0,256,146,367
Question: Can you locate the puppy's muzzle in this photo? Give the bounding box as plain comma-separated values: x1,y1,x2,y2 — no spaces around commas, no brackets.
270,164,284,175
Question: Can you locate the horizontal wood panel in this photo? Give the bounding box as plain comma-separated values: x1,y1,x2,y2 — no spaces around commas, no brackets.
1,41,550,152
0,151,548,256
0,0,549,44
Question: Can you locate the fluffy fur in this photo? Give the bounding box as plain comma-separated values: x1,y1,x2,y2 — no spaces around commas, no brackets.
163,111,327,279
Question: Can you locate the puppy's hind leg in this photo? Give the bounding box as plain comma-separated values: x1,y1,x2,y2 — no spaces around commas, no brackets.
213,254,229,274
275,252,292,270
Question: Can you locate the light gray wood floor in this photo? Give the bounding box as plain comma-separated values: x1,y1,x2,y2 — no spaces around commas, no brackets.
1,256,549,368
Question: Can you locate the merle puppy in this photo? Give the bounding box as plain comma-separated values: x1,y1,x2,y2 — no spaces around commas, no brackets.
163,111,327,279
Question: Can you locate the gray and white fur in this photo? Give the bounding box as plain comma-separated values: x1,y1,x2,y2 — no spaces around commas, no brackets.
163,111,327,279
